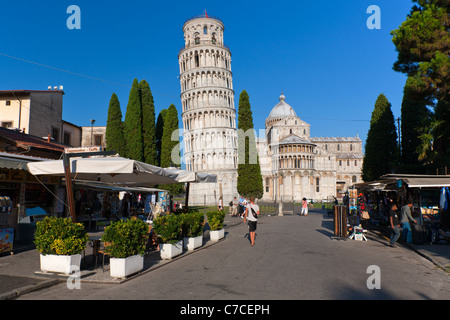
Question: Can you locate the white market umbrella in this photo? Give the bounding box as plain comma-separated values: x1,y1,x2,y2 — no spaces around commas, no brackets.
27,157,180,185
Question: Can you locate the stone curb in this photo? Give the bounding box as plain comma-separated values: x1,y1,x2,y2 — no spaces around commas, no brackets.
0,279,61,300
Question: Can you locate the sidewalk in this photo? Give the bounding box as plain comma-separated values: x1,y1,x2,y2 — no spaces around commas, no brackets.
364,223,450,272
1,211,449,299
0,214,245,300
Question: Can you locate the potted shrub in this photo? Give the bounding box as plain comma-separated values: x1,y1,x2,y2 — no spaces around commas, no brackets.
101,218,148,279
152,214,183,259
181,210,204,251
206,210,226,241
34,216,89,275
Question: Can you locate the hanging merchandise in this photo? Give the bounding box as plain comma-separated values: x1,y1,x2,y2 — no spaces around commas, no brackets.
440,187,449,211
0,196,14,254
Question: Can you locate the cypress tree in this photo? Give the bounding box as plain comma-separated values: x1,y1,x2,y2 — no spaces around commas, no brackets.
400,77,431,173
156,109,167,166
123,78,144,161
160,104,183,195
105,93,125,157
236,90,263,199
161,104,180,167
362,94,399,181
138,80,157,165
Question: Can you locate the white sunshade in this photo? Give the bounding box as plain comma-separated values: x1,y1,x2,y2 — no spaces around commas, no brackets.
26,156,217,186
164,167,217,183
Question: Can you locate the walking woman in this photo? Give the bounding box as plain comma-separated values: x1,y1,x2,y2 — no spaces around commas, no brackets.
301,198,308,216
243,197,260,246
218,196,223,211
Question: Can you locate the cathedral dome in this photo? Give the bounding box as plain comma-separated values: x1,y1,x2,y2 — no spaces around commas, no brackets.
267,94,297,120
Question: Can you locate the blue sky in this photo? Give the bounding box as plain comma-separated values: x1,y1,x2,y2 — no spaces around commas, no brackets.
0,0,413,151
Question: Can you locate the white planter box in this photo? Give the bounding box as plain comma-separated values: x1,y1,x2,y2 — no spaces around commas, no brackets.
40,254,81,275
160,240,183,259
183,235,203,251
210,228,224,242
110,254,144,279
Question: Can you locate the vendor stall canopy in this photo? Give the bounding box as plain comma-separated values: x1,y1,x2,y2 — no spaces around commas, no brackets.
26,156,217,186
355,174,450,191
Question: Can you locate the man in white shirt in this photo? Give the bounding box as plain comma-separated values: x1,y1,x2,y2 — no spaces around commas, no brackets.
244,197,260,246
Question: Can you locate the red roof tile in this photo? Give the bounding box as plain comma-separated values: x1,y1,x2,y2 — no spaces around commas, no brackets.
0,127,65,152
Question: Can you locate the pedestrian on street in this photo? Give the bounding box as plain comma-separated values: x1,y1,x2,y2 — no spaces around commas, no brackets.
244,197,260,246
301,198,308,216
389,203,401,247
218,196,223,211
238,195,245,218
232,196,238,216
400,200,417,243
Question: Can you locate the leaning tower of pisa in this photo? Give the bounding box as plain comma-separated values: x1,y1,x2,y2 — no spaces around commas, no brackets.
178,13,238,205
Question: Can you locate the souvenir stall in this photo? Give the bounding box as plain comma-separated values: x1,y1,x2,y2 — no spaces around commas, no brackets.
354,178,400,228
0,153,60,248
68,180,167,230
363,174,450,244
0,196,13,254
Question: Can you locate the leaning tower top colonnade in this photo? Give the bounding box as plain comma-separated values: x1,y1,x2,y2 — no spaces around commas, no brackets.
179,13,238,173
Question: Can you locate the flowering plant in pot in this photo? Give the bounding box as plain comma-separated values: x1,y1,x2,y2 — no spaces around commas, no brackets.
152,214,183,259
180,210,204,251
206,210,226,241
101,218,148,278
34,216,89,275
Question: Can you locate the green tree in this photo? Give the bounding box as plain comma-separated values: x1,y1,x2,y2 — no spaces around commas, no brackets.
160,104,183,195
156,109,167,166
391,0,450,167
105,93,125,157
236,90,263,198
400,77,432,173
138,80,157,165
362,94,399,181
161,104,180,168
123,79,144,161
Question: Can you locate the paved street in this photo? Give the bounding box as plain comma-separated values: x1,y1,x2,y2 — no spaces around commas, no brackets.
16,209,450,300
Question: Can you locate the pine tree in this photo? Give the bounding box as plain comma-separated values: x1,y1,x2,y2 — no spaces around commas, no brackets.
155,109,167,166
236,90,263,198
105,93,125,157
159,104,183,195
138,80,157,165
392,0,450,167
362,94,399,181
123,78,144,161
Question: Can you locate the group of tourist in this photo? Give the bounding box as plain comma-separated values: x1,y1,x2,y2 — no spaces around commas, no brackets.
217,195,260,246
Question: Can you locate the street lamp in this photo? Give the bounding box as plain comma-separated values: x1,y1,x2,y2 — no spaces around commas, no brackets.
90,119,95,146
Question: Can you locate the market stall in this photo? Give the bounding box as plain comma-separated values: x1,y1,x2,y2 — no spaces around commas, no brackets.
357,174,450,244
67,180,168,229
0,153,60,248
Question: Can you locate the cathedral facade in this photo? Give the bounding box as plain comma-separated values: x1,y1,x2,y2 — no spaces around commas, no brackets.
256,94,364,202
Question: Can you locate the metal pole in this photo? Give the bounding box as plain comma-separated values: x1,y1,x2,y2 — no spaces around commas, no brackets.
185,182,190,210
63,153,76,222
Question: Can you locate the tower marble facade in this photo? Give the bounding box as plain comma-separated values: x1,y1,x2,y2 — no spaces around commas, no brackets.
179,13,238,205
